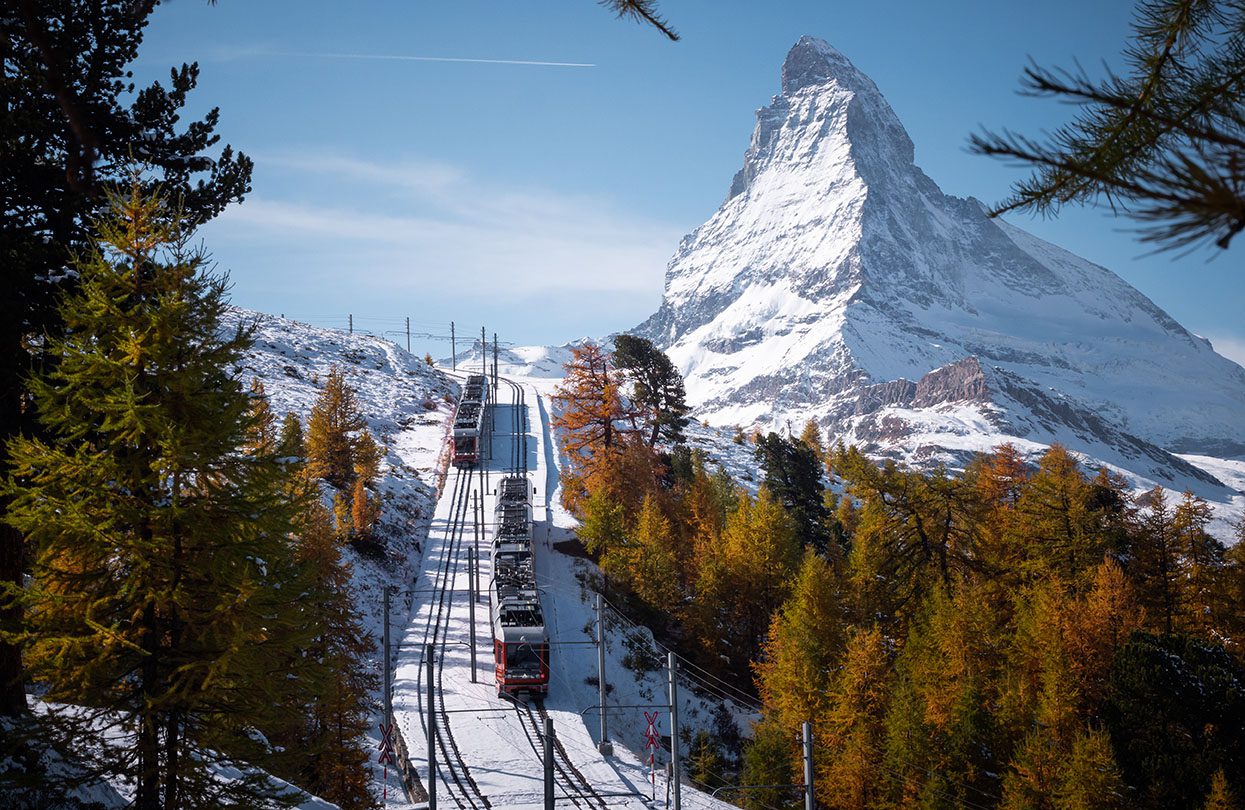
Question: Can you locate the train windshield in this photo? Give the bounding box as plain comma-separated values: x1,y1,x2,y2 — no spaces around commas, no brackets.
507,643,544,671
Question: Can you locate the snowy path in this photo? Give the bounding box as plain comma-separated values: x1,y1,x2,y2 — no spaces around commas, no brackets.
388,376,736,809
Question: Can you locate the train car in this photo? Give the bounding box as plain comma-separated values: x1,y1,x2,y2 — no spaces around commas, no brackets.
496,474,530,505
490,579,549,697
486,471,548,697
450,375,489,467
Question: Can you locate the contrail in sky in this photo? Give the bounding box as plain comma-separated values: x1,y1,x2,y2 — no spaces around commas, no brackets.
274,51,595,68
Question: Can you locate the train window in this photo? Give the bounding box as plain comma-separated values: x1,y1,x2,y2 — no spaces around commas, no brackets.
507,643,541,670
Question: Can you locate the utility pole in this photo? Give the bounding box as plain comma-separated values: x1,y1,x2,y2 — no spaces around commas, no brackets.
473,491,481,599
468,548,477,684
480,327,486,374
406,317,411,353
492,332,498,392
383,588,392,729
543,717,555,810
596,594,612,755
803,721,815,810
668,652,681,810
426,643,436,810
451,321,456,371
348,313,353,335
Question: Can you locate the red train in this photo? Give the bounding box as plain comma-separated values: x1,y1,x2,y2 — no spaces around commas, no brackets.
489,474,549,697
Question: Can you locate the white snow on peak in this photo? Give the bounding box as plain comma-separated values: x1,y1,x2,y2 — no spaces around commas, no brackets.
635,37,1245,530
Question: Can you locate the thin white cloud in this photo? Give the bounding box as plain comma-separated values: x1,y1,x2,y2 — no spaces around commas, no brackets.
1207,334,1245,369
259,50,594,68
206,151,682,301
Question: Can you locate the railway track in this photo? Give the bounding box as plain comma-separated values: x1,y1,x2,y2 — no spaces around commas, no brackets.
499,377,610,809
411,421,491,809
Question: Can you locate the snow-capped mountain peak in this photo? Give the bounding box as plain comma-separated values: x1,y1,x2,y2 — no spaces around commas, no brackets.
636,37,1245,530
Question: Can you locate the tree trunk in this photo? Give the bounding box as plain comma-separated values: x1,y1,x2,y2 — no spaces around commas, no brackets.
0,520,25,716
138,600,161,810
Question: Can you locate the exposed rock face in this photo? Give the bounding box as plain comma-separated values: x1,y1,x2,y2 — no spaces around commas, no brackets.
636,36,1245,500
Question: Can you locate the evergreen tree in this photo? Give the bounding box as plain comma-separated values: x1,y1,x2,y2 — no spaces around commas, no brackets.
619,494,682,609
816,627,891,809
277,412,305,459
552,341,641,511
288,500,378,809
1104,632,1245,809
1204,769,1238,810
754,550,845,737
739,718,797,810
3,187,308,808
349,430,383,542
1053,727,1127,810
612,334,690,448
306,366,367,490
755,432,833,554
1,0,252,717
1133,487,1181,635
1012,445,1105,588
970,0,1245,252
1173,490,1223,638
798,419,824,455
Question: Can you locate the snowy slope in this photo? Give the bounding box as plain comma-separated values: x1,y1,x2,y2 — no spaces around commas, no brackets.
387,370,742,810
636,36,1245,531
226,309,461,804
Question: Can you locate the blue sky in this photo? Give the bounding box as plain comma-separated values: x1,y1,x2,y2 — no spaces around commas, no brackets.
136,0,1244,364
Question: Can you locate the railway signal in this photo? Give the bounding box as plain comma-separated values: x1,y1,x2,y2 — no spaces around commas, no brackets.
644,710,661,801
378,722,394,800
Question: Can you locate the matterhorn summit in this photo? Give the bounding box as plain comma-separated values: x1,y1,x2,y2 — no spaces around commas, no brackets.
637,37,1245,507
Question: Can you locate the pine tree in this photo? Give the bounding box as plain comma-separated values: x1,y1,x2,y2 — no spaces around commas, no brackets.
306,366,367,490
278,412,305,459
245,379,279,455
290,500,378,809
612,334,690,448
1,1,252,718
1053,727,1127,810
970,0,1245,252
798,419,824,455
1012,445,1105,588
754,550,844,736
1173,490,1223,638
4,187,309,807
618,494,682,609
755,432,833,554
349,430,384,542
816,626,891,809
739,718,796,810
1133,486,1181,635
1204,769,1238,810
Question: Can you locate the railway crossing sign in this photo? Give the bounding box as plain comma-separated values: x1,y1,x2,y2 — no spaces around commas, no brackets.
643,711,661,800
378,722,395,800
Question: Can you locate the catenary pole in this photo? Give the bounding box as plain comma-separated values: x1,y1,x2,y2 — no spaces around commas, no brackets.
468,548,477,683
451,321,456,371
383,588,391,728
669,652,681,810
426,643,437,810
597,593,612,755
406,316,410,352
473,491,481,598
803,721,815,810
544,716,555,810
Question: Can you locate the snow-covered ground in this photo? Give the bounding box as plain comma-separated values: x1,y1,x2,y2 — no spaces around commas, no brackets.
386,362,744,809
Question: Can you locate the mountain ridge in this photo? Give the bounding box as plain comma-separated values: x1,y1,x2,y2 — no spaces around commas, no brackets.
635,36,1245,520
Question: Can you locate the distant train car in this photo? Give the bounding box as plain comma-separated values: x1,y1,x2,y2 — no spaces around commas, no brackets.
450,375,490,467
